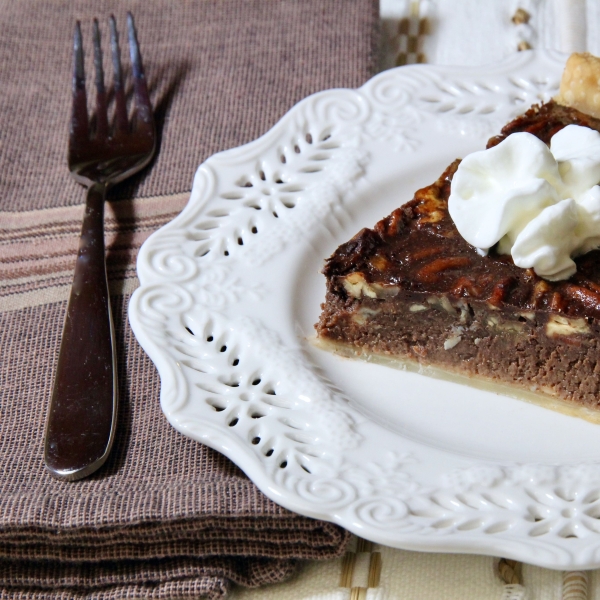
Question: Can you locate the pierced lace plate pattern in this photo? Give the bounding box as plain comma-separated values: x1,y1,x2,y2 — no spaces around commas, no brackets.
129,50,600,569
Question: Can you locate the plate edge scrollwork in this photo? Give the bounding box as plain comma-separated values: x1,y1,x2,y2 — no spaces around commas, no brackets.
129,50,600,568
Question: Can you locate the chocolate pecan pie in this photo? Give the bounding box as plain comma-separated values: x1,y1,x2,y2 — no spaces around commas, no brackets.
316,55,600,421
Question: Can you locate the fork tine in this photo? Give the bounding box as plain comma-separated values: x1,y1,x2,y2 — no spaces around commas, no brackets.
70,21,88,142
92,19,108,140
109,15,128,133
127,12,153,130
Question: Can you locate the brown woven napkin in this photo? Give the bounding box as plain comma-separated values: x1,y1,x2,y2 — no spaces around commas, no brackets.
0,1,379,598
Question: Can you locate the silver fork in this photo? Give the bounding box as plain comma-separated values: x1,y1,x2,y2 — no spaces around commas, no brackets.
44,13,156,481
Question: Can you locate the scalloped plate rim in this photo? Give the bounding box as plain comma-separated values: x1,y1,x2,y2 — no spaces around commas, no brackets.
127,49,600,570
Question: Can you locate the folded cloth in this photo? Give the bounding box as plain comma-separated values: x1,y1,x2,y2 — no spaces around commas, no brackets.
0,1,379,598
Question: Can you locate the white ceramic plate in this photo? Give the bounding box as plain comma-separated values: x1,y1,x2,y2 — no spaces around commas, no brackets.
129,50,600,569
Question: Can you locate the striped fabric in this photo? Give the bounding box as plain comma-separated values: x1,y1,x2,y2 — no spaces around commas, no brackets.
0,0,380,597
0,194,186,312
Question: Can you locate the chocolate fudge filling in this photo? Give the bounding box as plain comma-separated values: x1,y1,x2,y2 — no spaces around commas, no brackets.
316,101,600,411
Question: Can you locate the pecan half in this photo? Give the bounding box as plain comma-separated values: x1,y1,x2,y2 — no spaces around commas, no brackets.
451,276,482,298
532,280,551,308
564,284,600,314
411,246,445,261
489,277,516,307
550,291,567,312
416,256,471,282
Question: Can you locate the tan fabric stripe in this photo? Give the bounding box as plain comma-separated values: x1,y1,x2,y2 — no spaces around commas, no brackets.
2,274,73,298
0,191,188,311
340,552,355,588
394,0,428,66
0,192,189,233
350,587,367,600
0,232,151,278
0,216,174,245
367,552,381,588
1,204,84,232
0,193,188,260
1,277,140,313
0,270,72,289
563,571,588,600
1,265,136,291
1,211,180,236
497,559,523,585
355,539,373,553
340,538,381,596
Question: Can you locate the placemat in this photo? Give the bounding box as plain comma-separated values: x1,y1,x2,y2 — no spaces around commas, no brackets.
0,1,380,598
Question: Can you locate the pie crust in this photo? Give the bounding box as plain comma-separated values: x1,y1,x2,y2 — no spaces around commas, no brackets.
556,52,600,118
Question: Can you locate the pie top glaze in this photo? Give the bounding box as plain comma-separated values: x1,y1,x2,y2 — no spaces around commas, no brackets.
323,101,600,320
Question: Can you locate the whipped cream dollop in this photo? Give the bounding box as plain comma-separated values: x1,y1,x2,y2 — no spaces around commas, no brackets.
448,125,600,280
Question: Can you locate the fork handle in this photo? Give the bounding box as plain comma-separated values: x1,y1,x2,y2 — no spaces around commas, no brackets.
44,182,118,481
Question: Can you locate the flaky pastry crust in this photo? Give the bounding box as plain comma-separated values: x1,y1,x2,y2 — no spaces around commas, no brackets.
556,52,600,119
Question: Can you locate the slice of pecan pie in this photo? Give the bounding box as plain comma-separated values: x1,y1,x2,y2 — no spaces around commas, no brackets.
316,54,600,421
